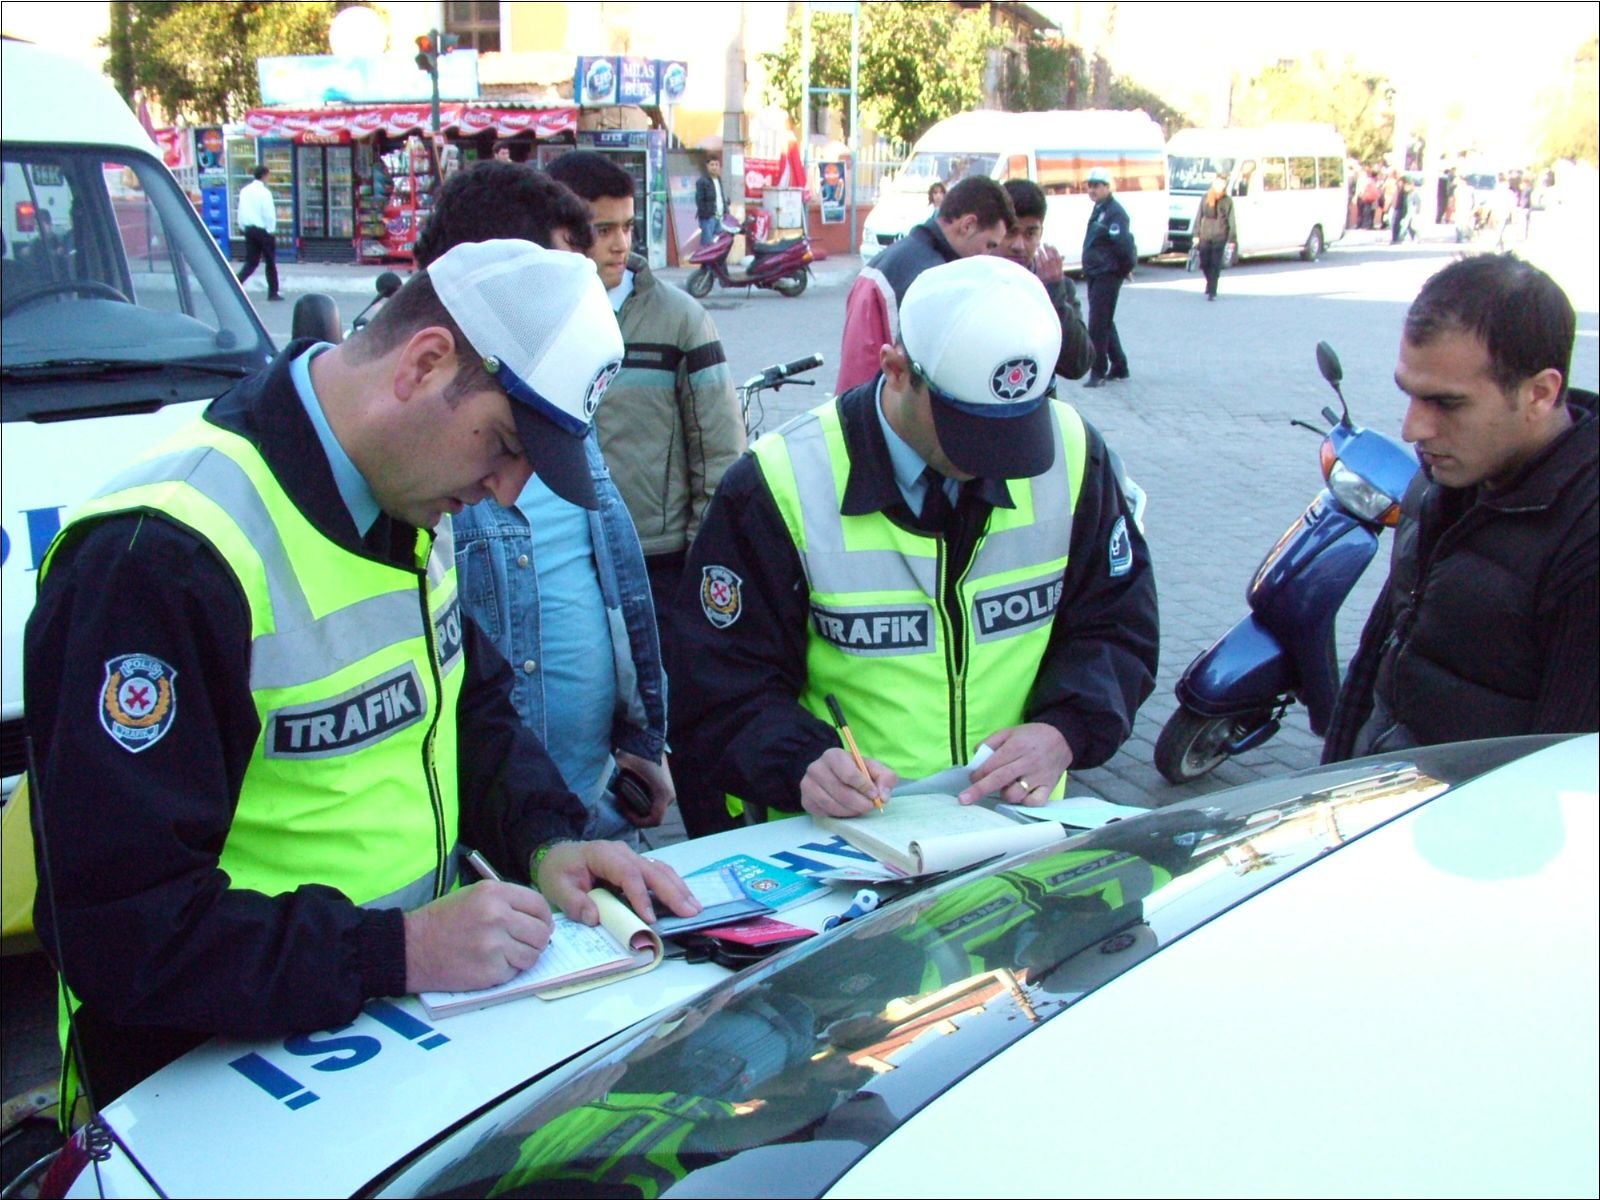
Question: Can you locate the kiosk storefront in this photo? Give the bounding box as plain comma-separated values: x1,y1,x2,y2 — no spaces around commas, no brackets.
239,103,578,263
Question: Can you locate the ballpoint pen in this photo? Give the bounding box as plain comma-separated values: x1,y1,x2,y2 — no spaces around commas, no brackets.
466,849,504,882
824,692,884,810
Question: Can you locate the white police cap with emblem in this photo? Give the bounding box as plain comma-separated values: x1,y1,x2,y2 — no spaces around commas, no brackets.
900,254,1062,480
429,239,623,510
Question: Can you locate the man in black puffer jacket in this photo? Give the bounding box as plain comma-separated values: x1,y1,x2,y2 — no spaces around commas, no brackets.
1324,254,1598,761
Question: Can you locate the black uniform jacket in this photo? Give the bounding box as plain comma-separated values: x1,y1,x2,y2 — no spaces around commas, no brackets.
1081,195,1136,278
1323,389,1598,762
25,342,586,1101
670,383,1159,832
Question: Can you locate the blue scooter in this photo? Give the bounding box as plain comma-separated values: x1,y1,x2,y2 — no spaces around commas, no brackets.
1153,342,1419,784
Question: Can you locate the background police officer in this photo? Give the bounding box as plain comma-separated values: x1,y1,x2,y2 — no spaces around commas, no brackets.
671,255,1157,835
1081,166,1137,388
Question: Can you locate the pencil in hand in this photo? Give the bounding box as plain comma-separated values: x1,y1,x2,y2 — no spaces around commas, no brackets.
824,692,884,810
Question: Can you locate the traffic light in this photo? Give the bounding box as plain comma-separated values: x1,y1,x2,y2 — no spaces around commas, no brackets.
414,29,460,78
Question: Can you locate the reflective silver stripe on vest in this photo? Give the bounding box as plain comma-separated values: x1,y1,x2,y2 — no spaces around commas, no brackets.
361,846,460,910
98,447,314,631
782,415,939,596
784,407,1073,599
96,444,433,692
428,518,454,588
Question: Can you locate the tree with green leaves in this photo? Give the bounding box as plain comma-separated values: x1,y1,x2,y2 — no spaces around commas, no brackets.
1232,52,1394,165
1107,76,1190,139
100,0,344,123
759,2,1003,146
1536,33,1598,165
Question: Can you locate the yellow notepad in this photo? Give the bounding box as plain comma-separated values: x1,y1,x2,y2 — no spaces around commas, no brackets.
418,890,663,1018
813,793,1066,876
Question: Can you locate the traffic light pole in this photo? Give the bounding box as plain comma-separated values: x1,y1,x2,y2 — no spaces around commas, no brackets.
414,28,458,134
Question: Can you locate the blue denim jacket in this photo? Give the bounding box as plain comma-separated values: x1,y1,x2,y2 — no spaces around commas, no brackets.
453,434,668,794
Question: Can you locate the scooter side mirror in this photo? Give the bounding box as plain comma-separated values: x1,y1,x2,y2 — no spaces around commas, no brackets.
375,271,403,299
1315,341,1352,427
1315,341,1343,387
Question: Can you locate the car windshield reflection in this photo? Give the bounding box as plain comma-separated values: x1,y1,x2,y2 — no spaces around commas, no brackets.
385,754,1473,1199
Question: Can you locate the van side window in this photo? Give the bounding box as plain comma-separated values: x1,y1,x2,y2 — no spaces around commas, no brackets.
1260,159,1287,192
1002,155,1030,181
1034,152,1079,194
1117,153,1167,192
1290,157,1317,190
1318,157,1345,190
1233,160,1256,197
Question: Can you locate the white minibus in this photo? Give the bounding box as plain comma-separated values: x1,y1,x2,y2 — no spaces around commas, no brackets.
1166,123,1348,261
860,109,1169,270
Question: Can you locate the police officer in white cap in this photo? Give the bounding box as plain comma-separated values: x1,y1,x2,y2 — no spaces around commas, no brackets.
26,239,701,1111
1081,166,1137,388
672,254,1158,833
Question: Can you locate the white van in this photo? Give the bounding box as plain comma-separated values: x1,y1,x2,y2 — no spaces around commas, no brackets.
1,39,274,801
1165,123,1348,261
859,109,1170,270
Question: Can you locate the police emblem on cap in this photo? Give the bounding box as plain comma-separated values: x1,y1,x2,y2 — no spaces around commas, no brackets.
700,564,743,629
99,654,177,754
583,360,622,420
990,357,1039,401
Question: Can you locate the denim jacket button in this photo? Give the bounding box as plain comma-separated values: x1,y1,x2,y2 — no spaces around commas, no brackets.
522,659,538,673
517,554,531,568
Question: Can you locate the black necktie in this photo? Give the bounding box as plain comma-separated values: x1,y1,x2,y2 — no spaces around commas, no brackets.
919,467,955,534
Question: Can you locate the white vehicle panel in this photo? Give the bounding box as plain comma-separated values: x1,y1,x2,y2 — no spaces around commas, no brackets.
831,735,1599,1198
1,404,206,730
69,821,877,1198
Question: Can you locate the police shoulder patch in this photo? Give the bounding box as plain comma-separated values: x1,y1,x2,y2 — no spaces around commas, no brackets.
700,565,743,628
100,654,177,754
1108,515,1133,577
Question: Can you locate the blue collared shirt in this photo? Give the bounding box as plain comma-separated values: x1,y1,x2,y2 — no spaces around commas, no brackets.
290,344,380,536
873,377,957,513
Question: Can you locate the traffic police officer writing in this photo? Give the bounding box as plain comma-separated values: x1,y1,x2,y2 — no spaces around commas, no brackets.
672,255,1158,833
26,240,698,1110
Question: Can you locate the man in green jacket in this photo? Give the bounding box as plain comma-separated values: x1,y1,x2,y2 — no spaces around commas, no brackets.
546,151,745,663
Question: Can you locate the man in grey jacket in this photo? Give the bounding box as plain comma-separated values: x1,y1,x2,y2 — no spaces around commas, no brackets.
546,152,744,663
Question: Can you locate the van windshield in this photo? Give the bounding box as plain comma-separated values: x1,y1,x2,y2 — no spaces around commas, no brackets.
2,145,270,411
1168,154,1236,193
894,151,999,189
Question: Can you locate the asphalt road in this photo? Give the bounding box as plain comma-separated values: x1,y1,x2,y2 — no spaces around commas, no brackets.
5,218,1596,1163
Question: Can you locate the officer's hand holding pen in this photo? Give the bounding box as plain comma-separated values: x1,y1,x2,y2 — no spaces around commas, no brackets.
801,694,898,819
403,863,554,995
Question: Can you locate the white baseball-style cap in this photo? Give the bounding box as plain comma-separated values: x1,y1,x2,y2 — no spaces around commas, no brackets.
1086,167,1112,185
428,239,622,509
899,255,1062,479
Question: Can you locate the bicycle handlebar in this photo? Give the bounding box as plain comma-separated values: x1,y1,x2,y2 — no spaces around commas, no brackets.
763,353,824,384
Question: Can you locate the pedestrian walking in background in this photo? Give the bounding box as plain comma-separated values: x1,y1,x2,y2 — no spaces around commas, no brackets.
1080,166,1136,388
1194,171,1238,300
695,156,727,247
235,165,281,301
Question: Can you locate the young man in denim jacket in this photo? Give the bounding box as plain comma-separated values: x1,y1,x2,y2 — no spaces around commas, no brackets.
414,162,674,840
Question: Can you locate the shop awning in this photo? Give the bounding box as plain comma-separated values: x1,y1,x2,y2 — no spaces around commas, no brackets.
242,103,578,143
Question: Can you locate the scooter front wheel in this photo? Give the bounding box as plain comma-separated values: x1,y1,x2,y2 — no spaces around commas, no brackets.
686,267,715,299
1155,707,1240,784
